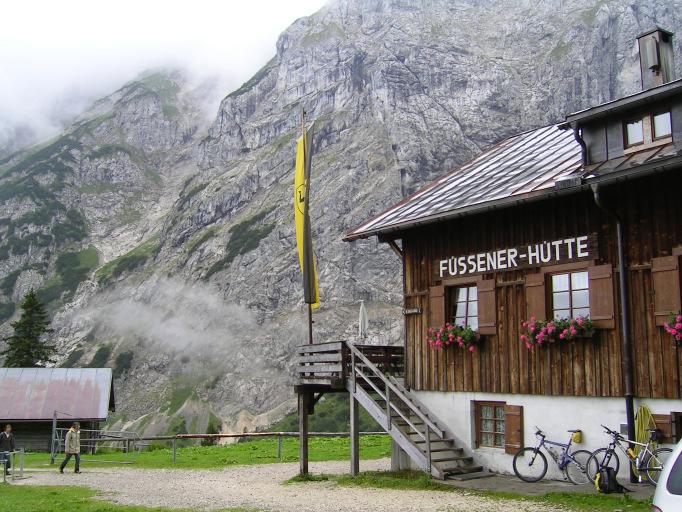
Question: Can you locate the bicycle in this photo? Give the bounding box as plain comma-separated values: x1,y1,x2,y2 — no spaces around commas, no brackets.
512,427,593,484
586,425,673,485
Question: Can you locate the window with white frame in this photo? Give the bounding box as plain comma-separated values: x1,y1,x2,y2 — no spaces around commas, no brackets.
448,285,478,329
551,271,589,320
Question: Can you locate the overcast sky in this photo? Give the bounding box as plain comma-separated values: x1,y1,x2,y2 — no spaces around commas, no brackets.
0,0,328,150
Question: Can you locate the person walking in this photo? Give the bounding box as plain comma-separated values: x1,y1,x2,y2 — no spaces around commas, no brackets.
0,424,15,475
59,422,81,474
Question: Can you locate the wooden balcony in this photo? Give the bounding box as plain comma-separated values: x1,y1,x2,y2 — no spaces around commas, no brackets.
296,341,404,391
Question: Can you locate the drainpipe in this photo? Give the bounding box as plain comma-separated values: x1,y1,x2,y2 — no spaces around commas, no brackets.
591,183,637,483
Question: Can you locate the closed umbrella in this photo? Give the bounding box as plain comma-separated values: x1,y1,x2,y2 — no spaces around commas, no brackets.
358,300,369,341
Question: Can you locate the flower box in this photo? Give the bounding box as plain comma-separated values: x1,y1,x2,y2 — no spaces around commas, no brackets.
427,323,481,352
663,313,682,347
519,316,594,350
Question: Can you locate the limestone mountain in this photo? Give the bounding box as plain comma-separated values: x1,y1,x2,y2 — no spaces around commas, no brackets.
1,0,680,436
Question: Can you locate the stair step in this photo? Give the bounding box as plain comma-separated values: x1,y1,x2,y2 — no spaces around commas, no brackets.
414,437,454,444
442,465,484,476
431,454,471,463
445,470,494,481
436,459,475,470
430,446,463,454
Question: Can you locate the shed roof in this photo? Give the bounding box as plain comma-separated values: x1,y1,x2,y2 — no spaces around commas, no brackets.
0,368,114,421
344,124,582,241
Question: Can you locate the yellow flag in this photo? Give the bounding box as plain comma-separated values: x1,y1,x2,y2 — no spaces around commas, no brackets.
294,130,320,309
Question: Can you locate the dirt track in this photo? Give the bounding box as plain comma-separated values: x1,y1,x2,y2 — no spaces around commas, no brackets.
18,458,563,512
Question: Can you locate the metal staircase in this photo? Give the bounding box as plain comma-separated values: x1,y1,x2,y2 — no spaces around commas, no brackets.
345,343,488,480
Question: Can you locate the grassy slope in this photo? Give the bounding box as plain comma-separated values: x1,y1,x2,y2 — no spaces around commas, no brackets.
0,485,259,512
23,435,392,470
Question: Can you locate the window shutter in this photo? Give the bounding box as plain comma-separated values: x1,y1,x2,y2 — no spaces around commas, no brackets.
429,285,445,328
478,279,497,335
652,413,674,444
504,404,523,455
588,264,615,329
524,273,546,320
652,256,681,326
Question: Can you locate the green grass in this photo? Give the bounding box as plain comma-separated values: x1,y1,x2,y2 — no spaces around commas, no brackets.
96,236,160,284
203,208,275,280
23,435,391,470
325,470,652,512
36,246,99,305
87,345,112,367
61,348,84,368
0,485,260,512
113,350,134,377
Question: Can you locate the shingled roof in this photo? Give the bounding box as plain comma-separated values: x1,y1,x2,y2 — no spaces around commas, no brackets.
0,368,115,421
344,124,582,241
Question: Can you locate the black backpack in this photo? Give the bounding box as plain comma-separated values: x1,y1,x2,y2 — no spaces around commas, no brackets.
595,467,630,494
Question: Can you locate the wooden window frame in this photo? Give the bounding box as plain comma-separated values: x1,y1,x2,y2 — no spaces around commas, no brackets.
549,269,590,320
474,401,506,449
441,275,496,335
447,283,479,330
623,117,645,148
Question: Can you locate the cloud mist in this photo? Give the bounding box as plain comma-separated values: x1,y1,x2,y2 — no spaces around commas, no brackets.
0,0,327,152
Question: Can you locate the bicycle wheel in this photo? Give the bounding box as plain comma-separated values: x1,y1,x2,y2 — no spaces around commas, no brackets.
586,448,620,481
564,449,593,485
645,447,673,485
513,447,548,483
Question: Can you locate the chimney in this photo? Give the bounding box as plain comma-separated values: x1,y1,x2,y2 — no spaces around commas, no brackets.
637,27,675,90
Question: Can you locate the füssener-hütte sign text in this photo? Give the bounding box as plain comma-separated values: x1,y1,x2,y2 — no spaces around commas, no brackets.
435,235,597,279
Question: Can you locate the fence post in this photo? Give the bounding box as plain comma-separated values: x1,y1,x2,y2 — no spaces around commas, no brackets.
276,435,283,459
172,438,177,464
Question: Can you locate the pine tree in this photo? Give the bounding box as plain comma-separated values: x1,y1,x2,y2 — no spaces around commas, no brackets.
1,290,55,367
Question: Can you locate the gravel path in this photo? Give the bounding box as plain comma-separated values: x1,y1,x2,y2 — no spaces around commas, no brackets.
17,459,562,512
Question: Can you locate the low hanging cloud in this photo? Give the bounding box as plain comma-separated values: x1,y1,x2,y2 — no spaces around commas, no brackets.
0,0,327,153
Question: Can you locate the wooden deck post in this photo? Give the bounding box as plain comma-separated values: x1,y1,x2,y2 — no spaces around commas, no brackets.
298,392,309,476
350,393,359,476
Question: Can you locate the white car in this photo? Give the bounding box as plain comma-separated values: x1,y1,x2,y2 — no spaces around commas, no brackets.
652,439,682,512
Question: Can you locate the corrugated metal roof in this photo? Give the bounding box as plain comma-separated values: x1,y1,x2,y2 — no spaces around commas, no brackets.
0,368,114,421
344,124,582,240
585,142,682,177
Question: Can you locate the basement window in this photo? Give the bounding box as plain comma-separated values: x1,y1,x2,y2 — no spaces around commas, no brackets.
475,401,505,448
653,111,672,139
551,271,589,320
625,118,644,147
448,285,478,330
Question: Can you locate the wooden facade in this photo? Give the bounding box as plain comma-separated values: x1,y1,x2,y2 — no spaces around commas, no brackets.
402,172,682,400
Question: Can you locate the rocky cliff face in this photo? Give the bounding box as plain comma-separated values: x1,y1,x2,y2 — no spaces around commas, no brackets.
1,0,680,436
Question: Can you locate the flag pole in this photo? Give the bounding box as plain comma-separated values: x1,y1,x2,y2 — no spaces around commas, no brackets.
302,109,314,345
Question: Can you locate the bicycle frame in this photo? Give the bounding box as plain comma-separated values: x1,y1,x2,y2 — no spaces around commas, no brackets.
600,430,659,472
531,432,579,469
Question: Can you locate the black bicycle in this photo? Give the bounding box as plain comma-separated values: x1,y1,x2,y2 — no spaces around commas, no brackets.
512,427,592,484
586,425,673,485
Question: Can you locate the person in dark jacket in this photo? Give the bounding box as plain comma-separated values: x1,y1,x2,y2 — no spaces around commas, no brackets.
0,424,16,475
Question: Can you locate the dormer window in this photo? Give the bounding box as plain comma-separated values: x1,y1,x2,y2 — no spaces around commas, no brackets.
623,111,673,150
653,111,672,139
625,119,644,147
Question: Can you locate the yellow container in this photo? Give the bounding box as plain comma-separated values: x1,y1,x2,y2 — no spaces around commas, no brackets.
571,430,583,444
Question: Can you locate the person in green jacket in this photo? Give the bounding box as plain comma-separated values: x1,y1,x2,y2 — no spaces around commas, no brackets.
59,422,81,474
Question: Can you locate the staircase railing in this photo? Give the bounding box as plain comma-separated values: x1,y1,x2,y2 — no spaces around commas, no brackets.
346,342,444,474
